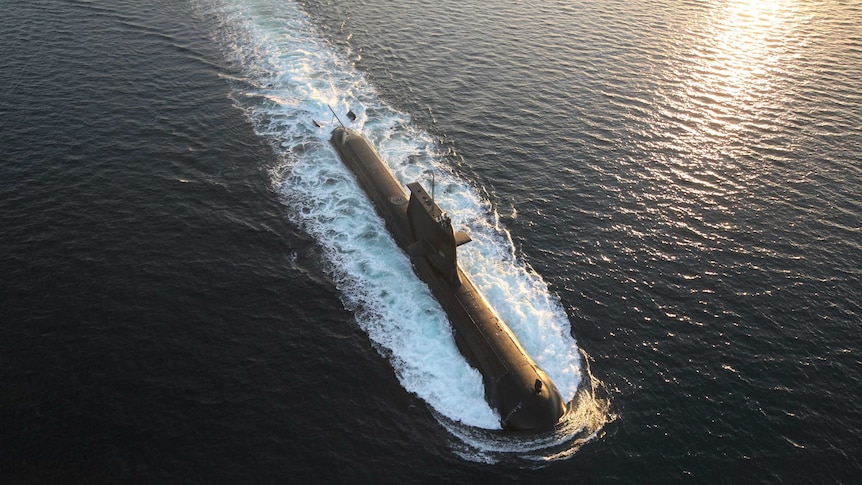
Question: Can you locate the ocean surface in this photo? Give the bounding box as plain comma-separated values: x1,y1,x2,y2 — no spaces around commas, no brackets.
2,0,860,482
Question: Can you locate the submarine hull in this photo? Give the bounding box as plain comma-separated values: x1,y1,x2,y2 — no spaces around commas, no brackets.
330,126,565,431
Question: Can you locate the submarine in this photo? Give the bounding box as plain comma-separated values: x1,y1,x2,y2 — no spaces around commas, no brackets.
328,116,565,431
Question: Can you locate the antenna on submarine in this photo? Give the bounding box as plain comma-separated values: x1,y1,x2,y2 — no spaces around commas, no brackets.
422,169,436,201
328,104,346,128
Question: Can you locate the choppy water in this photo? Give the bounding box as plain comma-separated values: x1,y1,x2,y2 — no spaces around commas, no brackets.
2,0,860,482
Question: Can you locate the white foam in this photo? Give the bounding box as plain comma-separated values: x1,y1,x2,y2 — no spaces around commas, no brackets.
198,0,582,433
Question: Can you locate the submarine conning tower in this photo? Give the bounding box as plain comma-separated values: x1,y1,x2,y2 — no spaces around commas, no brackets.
329,124,566,431
405,182,471,287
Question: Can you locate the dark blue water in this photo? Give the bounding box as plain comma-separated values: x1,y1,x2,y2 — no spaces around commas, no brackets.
2,0,860,482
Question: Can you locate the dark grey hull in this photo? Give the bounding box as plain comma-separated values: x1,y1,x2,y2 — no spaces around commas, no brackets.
330,126,565,431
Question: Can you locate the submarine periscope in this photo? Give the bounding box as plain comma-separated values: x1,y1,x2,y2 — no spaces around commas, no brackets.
328,114,565,431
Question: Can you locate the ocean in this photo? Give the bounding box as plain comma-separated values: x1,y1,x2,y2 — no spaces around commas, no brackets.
2,0,860,482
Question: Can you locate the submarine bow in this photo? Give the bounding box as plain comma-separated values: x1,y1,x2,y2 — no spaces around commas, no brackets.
329,125,565,431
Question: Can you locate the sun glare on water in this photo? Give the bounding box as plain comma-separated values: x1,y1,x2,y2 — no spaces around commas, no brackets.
686,0,804,129
707,1,797,90
650,0,813,177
